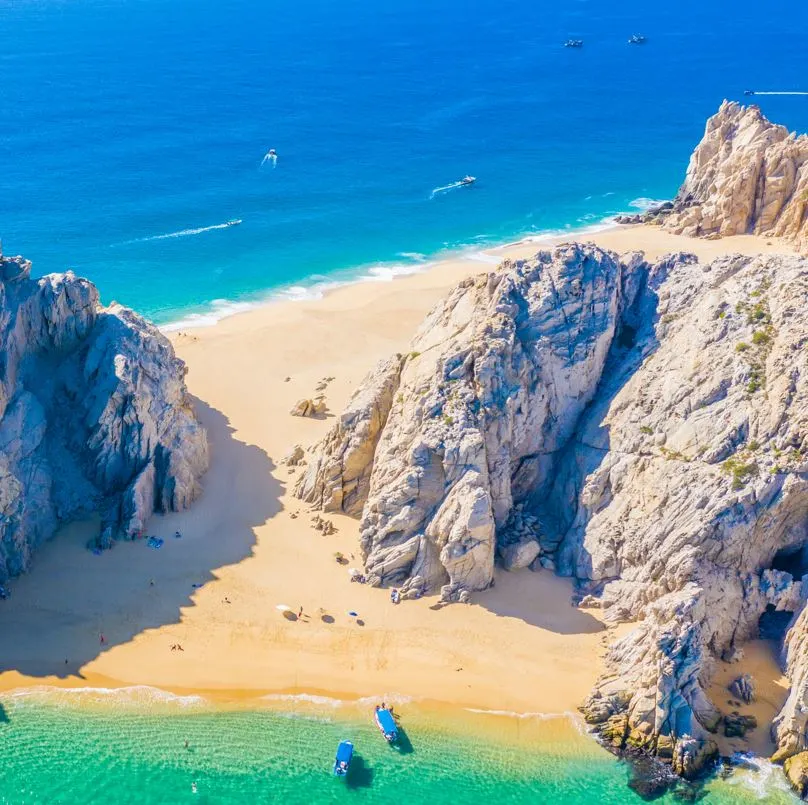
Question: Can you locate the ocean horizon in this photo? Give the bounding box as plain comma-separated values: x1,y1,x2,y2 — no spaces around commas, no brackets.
2,0,807,328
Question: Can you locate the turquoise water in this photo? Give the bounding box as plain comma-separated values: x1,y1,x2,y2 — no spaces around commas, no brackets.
2,0,807,325
0,691,799,804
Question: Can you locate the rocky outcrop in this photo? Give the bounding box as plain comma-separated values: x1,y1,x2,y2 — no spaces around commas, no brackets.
298,244,649,600
785,751,808,799
619,101,808,252
300,242,808,782
289,397,327,417
773,602,808,763
295,355,403,515
569,250,808,776
0,252,208,581
728,673,756,705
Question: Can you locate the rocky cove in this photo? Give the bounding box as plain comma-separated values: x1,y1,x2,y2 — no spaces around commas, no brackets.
1,100,807,799
296,105,808,795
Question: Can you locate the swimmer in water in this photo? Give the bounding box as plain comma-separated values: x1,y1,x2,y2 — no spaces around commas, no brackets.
261,148,278,167
191,782,198,794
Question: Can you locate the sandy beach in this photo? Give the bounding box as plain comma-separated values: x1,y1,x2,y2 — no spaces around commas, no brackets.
0,225,795,722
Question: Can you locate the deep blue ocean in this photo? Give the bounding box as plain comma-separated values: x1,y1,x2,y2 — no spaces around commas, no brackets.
1,0,807,328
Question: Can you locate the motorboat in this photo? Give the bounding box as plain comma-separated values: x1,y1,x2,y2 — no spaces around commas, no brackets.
333,740,353,776
744,89,755,96
374,706,399,743
564,39,584,48
628,34,647,44
225,219,242,227
460,175,476,186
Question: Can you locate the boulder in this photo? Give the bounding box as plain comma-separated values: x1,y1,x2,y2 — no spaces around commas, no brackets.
728,674,756,705
785,752,808,799
499,539,541,571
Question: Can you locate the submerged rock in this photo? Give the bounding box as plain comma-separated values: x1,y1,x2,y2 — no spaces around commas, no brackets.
784,751,808,799
0,253,208,580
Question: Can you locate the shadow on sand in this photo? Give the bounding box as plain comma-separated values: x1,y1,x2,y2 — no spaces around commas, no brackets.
476,570,606,635
0,398,279,680
0,702,8,723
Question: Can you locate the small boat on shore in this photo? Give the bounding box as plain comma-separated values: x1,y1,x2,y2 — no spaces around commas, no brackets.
374,706,399,743
333,740,353,776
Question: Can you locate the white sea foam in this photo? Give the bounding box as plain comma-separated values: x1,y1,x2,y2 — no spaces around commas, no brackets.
116,221,240,246
3,684,205,709
259,693,345,708
725,753,795,799
464,707,575,721
463,251,501,264
158,218,623,334
629,196,670,211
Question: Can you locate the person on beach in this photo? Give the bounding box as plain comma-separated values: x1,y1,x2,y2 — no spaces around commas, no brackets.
298,606,303,618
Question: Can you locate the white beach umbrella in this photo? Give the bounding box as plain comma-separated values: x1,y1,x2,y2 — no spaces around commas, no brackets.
348,568,362,578
275,604,292,612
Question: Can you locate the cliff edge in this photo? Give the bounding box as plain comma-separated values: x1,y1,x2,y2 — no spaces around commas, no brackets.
297,242,808,788
0,251,208,582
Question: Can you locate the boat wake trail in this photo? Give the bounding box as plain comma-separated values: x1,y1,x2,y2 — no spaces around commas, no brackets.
116,222,239,246
751,91,808,95
430,180,465,199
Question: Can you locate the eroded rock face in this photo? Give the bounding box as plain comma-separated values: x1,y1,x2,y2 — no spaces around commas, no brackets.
0,254,208,581
298,244,649,600
774,603,808,762
567,252,808,775
631,101,808,252
300,243,808,782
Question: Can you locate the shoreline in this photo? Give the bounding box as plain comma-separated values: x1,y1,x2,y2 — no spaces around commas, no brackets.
0,224,797,751
160,221,796,335
158,217,623,333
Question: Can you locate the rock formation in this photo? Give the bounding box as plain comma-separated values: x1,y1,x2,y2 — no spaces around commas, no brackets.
289,397,327,417
616,101,808,252
298,244,649,600
299,242,808,784
0,252,208,582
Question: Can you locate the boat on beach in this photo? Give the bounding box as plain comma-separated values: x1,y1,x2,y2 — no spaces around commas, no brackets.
333,740,353,776
374,706,399,743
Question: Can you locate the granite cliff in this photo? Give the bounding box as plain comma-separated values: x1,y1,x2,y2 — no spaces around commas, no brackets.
618,101,808,252
0,251,208,582
297,242,808,788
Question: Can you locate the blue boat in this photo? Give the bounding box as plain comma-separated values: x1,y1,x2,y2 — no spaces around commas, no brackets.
333,740,353,776
374,706,399,743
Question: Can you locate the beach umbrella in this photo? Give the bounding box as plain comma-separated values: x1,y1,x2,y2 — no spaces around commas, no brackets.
348,568,362,578
276,604,292,612
347,611,358,617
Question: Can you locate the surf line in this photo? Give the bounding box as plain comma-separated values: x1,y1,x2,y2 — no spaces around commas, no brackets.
114,220,242,246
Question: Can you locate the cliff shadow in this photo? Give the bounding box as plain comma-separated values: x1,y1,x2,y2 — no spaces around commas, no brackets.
476,568,606,634
0,397,279,679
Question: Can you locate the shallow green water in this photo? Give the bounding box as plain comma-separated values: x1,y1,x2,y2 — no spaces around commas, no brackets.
0,689,798,804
